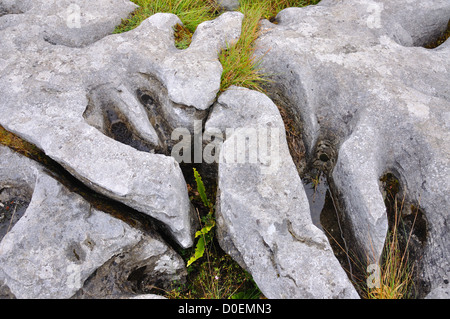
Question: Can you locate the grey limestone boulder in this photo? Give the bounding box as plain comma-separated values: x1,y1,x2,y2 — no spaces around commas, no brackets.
0,0,243,248
205,87,359,298
216,0,240,12
255,0,450,298
0,145,185,299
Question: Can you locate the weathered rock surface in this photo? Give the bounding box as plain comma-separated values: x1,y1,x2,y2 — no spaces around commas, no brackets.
256,0,450,298
0,0,138,47
205,87,359,298
0,145,185,299
1,0,449,299
216,0,241,12
0,0,243,248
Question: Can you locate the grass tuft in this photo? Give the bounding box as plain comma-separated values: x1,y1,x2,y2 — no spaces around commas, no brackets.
218,0,269,93
321,173,421,299
218,0,320,92
114,0,219,35
365,195,417,299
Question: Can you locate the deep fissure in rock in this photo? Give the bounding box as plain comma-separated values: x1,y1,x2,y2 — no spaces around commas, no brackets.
0,126,192,297
264,87,424,297
322,175,368,296
84,87,157,153
135,87,173,154
424,20,450,49
272,98,432,298
379,171,430,298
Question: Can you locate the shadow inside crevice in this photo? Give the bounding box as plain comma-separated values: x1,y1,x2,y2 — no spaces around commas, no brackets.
423,20,450,49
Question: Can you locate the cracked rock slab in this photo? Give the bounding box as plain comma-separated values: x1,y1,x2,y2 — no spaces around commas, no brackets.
256,0,450,297
206,87,358,298
0,0,138,47
0,1,242,248
0,145,185,299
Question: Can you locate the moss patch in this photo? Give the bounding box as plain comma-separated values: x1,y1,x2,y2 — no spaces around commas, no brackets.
173,23,193,49
424,20,450,49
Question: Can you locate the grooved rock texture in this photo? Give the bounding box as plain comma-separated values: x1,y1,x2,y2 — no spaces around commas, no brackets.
0,0,138,47
206,87,359,298
256,0,450,298
0,145,186,299
0,0,449,299
0,0,243,249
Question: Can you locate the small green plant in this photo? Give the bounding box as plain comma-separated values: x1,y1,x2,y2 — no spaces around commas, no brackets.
186,168,215,267
165,168,262,299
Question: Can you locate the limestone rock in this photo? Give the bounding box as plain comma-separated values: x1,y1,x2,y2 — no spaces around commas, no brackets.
206,87,358,298
0,0,138,47
216,0,240,12
0,145,186,299
256,0,450,297
0,1,242,248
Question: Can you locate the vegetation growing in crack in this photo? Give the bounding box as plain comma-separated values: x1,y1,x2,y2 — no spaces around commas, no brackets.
114,0,320,91
172,23,193,49
0,125,165,239
112,0,327,300
373,173,427,299
365,194,417,299
424,20,450,49
0,125,51,167
164,168,263,299
186,168,215,267
218,0,269,93
218,0,320,92
321,173,426,299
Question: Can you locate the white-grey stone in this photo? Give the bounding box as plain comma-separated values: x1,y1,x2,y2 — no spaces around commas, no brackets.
0,145,185,299
0,0,138,47
216,0,240,11
206,87,359,299
0,1,243,248
256,0,450,298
